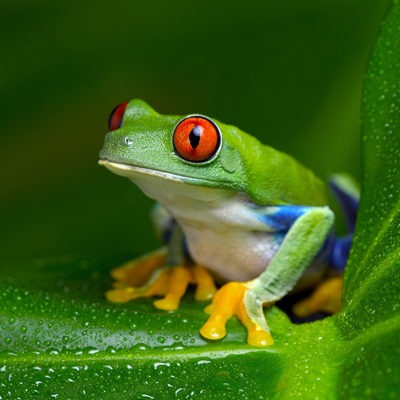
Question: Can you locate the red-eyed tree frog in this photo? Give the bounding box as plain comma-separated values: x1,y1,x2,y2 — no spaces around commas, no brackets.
99,99,359,346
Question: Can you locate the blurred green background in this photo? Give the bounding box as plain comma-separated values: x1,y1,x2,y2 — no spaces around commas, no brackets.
0,0,389,262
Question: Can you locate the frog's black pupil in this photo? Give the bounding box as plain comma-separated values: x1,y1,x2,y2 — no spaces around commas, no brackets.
189,126,202,149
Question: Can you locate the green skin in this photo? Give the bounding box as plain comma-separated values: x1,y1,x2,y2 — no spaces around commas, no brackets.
99,99,334,341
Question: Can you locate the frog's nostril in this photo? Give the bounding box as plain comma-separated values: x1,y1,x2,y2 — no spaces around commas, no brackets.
124,137,133,146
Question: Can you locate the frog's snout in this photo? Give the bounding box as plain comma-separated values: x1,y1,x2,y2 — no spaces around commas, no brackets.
99,129,140,171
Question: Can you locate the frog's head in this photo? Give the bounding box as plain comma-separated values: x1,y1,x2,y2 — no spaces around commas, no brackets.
99,99,264,196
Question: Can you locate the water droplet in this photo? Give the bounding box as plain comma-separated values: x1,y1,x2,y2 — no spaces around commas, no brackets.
197,360,211,365
154,362,170,370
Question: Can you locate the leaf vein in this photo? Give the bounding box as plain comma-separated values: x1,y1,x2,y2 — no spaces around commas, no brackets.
344,246,400,309
346,202,400,292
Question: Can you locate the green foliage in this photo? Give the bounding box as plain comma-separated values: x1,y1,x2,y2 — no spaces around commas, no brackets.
1,0,399,398
336,0,400,396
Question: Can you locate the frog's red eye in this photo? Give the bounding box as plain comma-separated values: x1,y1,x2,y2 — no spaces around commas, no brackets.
108,101,128,131
173,116,221,163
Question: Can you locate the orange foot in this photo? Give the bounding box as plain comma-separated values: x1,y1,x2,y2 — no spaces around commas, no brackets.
106,252,217,311
292,276,343,318
110,248,167,287
200,282,274,347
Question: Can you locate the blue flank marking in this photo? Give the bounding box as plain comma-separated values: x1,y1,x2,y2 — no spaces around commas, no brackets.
256,205,311,232
328,177,360,270
329,234,353,271
257,205,353,271
328,179,359,233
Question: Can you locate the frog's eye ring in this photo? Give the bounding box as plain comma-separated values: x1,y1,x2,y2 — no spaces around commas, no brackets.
173,116,221,163
108,101,128,131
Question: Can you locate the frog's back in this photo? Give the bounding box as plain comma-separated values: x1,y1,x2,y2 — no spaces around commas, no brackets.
222,124,327,207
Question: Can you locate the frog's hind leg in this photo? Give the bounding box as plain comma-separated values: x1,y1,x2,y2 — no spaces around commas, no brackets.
292,276,343,318
291,234,350,318
292,175,359,318
201,207,334,346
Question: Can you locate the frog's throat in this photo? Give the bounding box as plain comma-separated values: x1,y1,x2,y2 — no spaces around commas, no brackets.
98,159,216,187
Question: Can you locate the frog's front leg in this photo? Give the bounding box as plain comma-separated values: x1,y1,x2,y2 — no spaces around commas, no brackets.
200,206,334,346
106,223,216,310
110,247,167,287
107,264,217,310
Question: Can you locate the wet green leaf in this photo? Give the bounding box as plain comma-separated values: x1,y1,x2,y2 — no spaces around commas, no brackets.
336,0,400,396
1,0,400,398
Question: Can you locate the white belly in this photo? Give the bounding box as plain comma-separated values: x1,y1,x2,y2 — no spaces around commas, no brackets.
181,222,282,281
125,170,282,281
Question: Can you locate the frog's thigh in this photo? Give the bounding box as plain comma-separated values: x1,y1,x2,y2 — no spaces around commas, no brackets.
245,207,334,336
200,207,334,347
251,207,334,303
292,276,343,317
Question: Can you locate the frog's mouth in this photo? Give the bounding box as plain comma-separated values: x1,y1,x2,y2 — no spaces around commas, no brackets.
98,159,237,202
98,159,214,186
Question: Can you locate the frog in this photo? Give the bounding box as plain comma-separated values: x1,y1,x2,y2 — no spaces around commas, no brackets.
99,99,359,346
